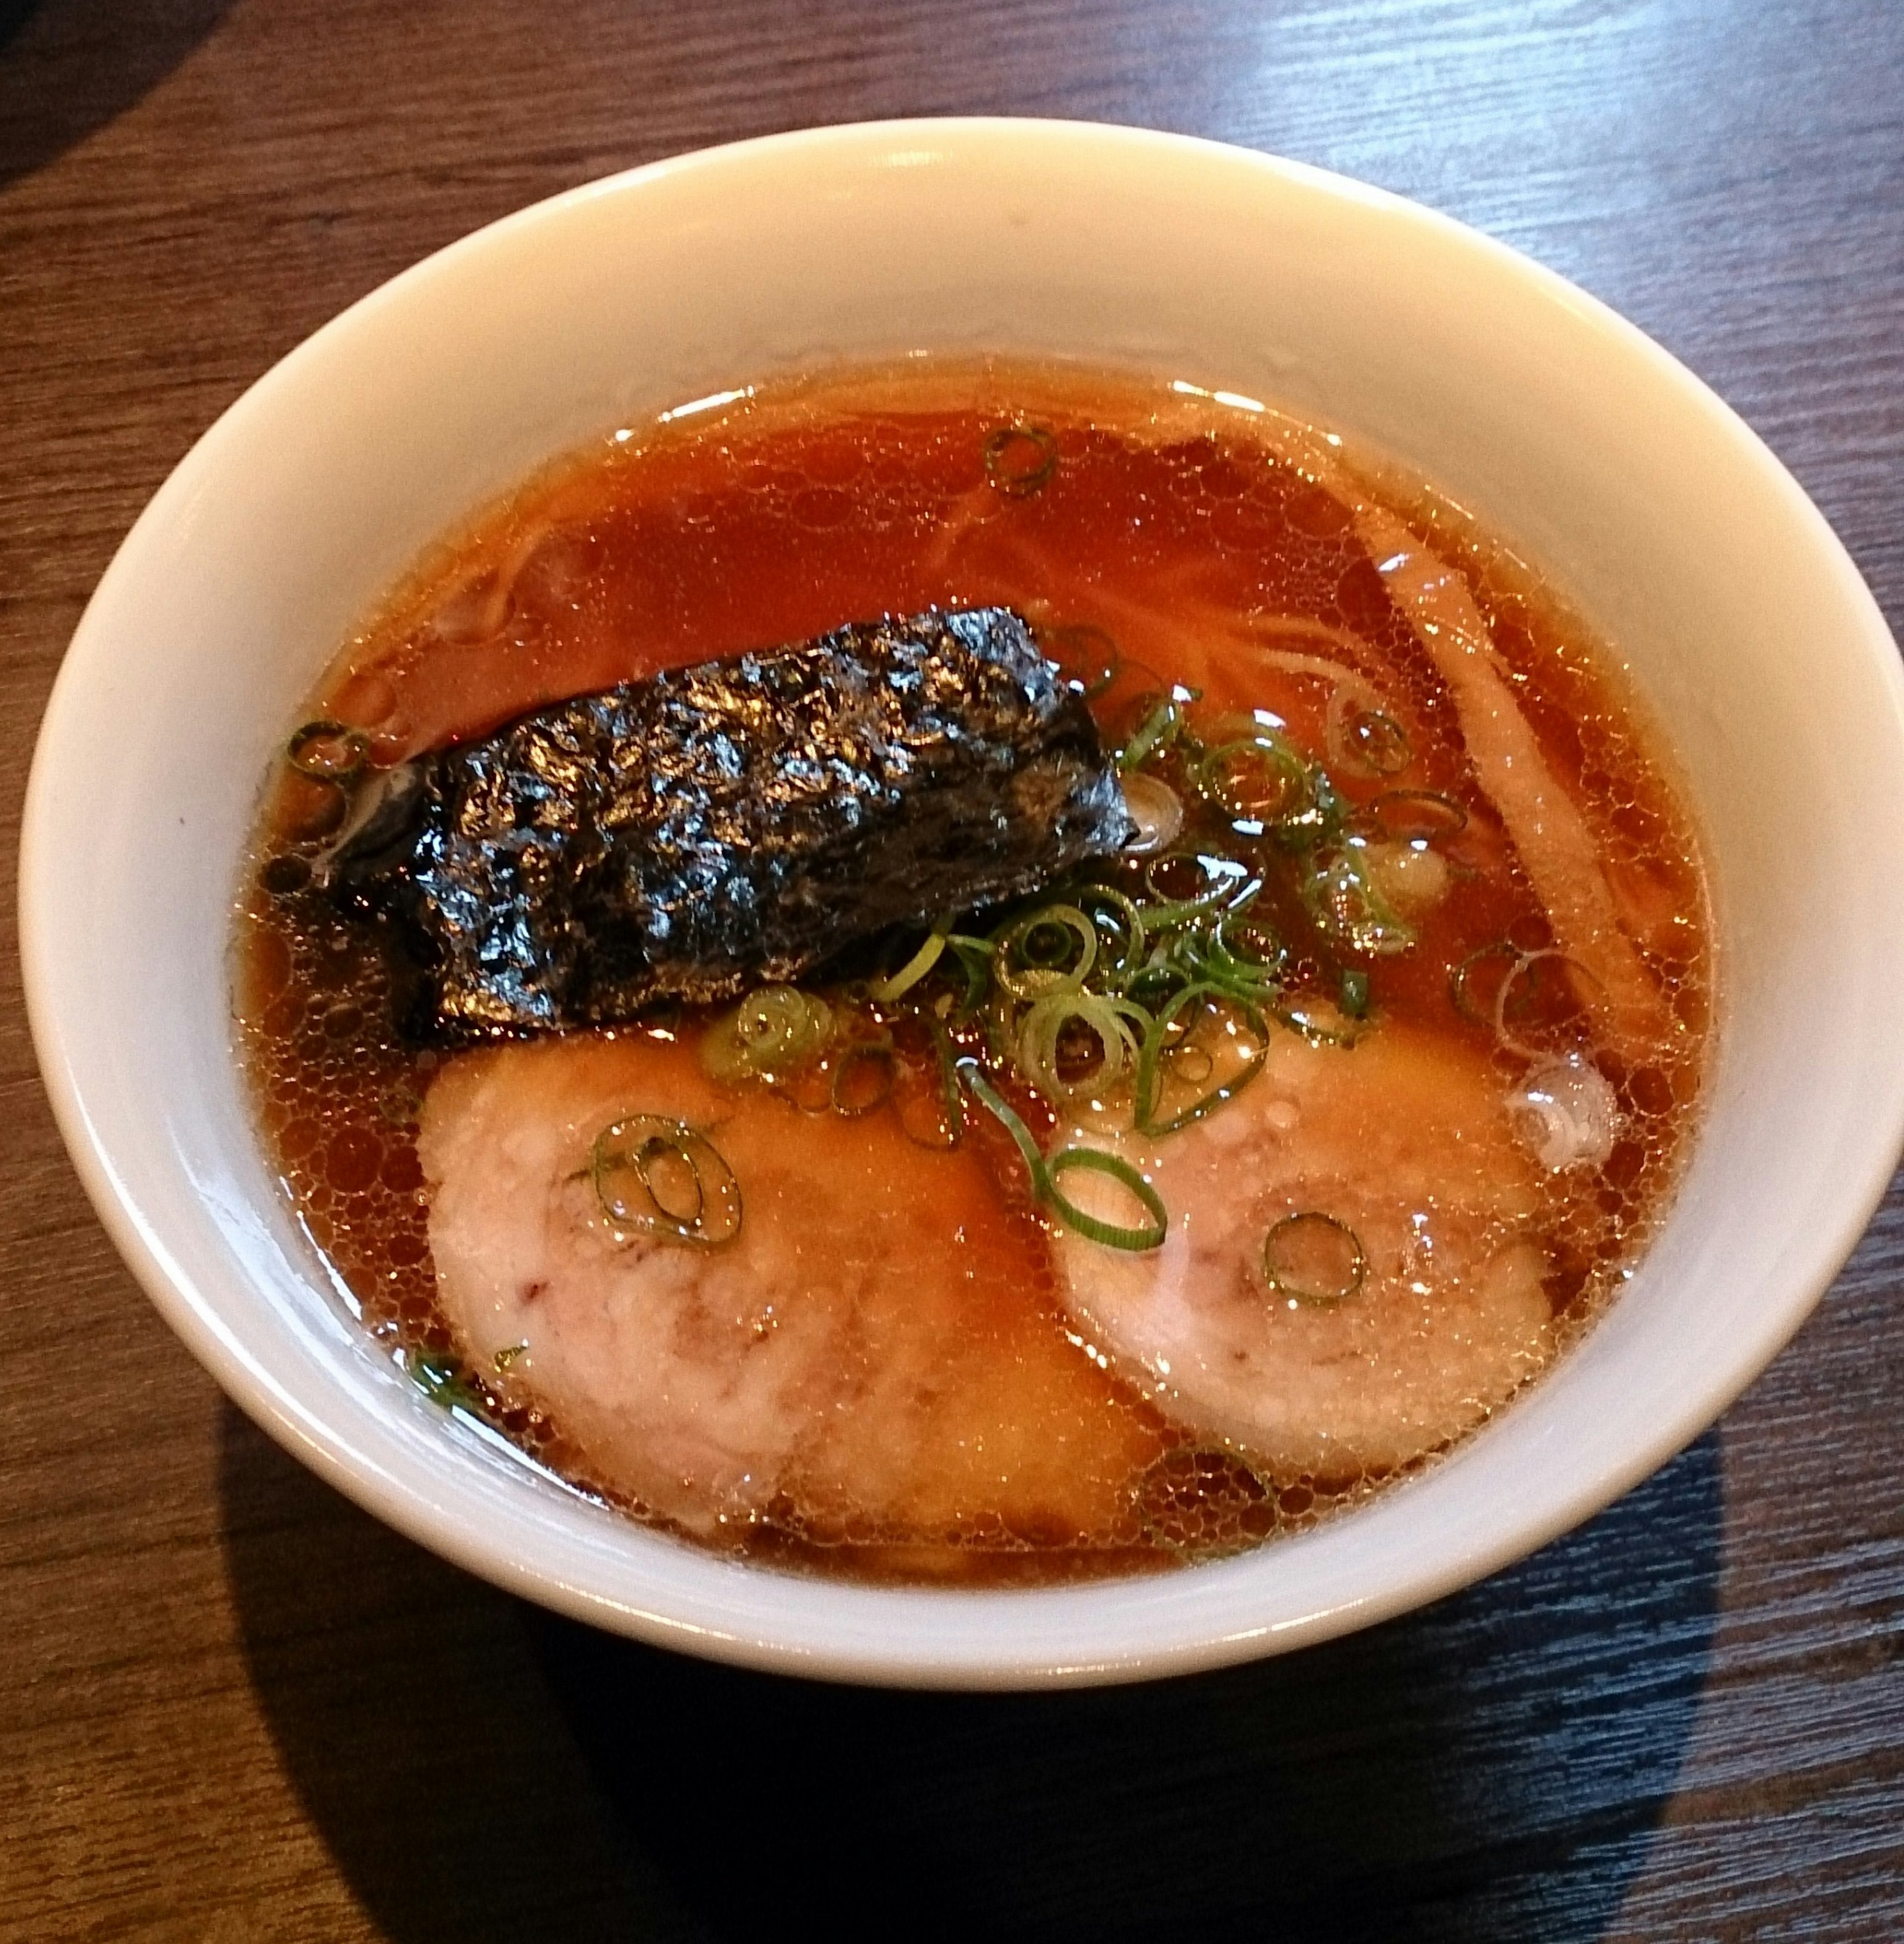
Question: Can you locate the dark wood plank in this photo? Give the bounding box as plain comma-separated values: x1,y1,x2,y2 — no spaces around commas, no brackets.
2,0,1900,1938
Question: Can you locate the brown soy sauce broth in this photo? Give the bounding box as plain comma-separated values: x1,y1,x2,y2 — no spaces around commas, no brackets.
232,361,1711,1585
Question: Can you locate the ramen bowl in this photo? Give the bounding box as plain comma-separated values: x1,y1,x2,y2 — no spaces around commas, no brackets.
21,120,1904,1687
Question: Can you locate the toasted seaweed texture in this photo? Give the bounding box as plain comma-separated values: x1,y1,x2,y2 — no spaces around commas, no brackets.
337,608,1132,1040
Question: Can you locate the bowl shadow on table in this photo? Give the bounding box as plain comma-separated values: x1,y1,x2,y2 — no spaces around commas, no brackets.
0,0,235,187
222,1407,1723,1944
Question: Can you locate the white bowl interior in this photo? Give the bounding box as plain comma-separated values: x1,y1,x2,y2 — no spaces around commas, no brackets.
22,121,1904,1686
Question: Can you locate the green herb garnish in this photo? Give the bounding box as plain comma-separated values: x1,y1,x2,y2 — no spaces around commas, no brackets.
408,1346,482,1411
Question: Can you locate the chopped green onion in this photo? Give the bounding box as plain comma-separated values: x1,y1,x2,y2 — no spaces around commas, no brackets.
870,922,950,1001
983,423,1058,497
1120,945,1183,1011
1123,891,1278,1010
287,719,369,781
1449,941,1522,1026
1134,982,1270,1135
956,1060,1167,1252
1074,884,1147,988
1263,1212,1366,1307
1340,968,1370,1017
408,1346,481,1410
993,904,1097,1000
1304,848,1418,956
1138,850,1254,927
493,1341,529,1373
955,1060,1047,1182
1118,692,1187,772
909,1012,966,1149
1040,622,1121,698
1014,990,1148,1101
1192,729,1343,848
739,986,831,1062
1194,733,1309,821
702,985,833,1082
1491,949,1603,1059
943,935,996,1023
1044,1148,1169,1251
1339,703,1412,776
589,1115,742,1247
831,1035,897,1116
1361,790,1469,843
1186,909,1286,998
1273,997,1364,1047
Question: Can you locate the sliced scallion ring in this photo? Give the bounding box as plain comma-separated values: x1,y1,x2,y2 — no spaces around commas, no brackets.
1328,690,1412,777
983,423,1059,497
287,719,369,781
1044,1148,1168,1251
1491,948,1605,1060
1273,997,1364,1047
1014,990,1148,1102
1117,692,1187,771
1075,884,1147,987
1362,790,1469,843
993,905,1097,1000
1263,1211,1366,1307
831,1035,897,1117
1304,847,1418,956
955,1060,1168,1252
1449,941,1521,1026
1194,733,1311,823
943,934,995,1023
900,1012,965,1150
870,922,950,1002
739,986,831,1062
1193,909,1286,996
1138,850,1254,928
1040,622,1121,697
1134,981,1270,1135
589,1115,742,1247
702,984,833,1082
955,1059,1047,1183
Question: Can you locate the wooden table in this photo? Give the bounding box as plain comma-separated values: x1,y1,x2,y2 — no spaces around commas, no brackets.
3,1,1900,1937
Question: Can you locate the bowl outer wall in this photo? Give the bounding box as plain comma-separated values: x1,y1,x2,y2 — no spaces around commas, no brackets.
20,119,1904,1688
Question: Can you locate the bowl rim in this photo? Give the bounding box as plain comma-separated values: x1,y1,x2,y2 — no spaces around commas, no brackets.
21,115,1904,1688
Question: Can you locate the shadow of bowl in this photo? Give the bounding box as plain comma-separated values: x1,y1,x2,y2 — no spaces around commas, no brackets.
0,0,235,187
222,1407,1723,1942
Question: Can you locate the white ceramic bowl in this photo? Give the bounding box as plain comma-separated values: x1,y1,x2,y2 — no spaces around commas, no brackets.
22,120,1904,1688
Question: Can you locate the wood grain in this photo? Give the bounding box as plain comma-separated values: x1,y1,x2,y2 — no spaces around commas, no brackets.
2,0,1900,1938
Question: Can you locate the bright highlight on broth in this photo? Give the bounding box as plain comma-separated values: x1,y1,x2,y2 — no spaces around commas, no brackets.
234,362,1711,1584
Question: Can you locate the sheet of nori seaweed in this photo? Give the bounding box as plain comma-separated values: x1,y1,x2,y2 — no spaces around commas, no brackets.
341,608,1132,1040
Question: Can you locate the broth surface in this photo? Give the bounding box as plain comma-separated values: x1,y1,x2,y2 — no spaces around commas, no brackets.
234,363,1711,1583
